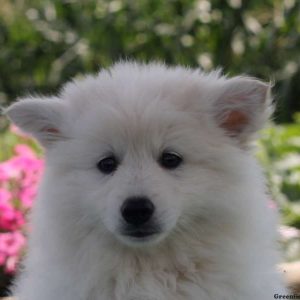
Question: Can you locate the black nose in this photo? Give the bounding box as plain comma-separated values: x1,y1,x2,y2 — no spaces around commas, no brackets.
121,197,155,226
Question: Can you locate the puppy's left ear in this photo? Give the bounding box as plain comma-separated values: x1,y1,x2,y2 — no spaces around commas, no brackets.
212,77,272,144
4,97,70,148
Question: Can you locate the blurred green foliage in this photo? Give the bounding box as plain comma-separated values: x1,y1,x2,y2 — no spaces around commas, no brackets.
258,114,300,229
0,0,299,122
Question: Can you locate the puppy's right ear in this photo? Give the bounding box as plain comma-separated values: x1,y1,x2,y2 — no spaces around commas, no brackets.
4,97,69,148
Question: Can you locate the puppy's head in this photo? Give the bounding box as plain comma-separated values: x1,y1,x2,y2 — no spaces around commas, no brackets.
5,62,271,247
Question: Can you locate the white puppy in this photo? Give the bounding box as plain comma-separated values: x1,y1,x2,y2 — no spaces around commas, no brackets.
6,62,287,300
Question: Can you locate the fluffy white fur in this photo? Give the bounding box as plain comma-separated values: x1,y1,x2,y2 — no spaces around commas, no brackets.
5,62,287,299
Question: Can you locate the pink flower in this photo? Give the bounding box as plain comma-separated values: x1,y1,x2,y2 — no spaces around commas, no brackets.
0,160,21,181
279,225,300,241
0,252,6,265
9,124,29,139
0,198,13,212
0,231,26,272
0,165,8,182
0,138,43,274
14,144,36,159
19,186,37,208
5,255,19,273
0,188,11,203
0,205,25,231
0,232,26,257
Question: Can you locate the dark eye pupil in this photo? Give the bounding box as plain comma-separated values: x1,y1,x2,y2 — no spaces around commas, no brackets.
159,152,182,169
97,156,118,174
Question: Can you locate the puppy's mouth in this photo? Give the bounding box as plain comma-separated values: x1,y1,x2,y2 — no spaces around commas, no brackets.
121,224,161,240
123,229,159,238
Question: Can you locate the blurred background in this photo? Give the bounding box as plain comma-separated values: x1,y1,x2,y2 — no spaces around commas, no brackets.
0,0,299,296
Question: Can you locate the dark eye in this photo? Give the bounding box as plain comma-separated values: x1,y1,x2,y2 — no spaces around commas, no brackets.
97,156,118,174
159,152,183,170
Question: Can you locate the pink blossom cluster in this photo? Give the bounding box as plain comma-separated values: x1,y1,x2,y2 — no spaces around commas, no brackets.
0,131,43,274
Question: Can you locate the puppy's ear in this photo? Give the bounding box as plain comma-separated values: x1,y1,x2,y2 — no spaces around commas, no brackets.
212,77,272,144
4,97,69,148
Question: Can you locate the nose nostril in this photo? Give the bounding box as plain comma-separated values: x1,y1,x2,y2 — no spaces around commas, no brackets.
121,197,155,226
